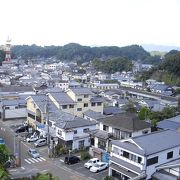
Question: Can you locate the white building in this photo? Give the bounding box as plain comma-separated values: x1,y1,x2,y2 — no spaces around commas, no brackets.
109,130,180,180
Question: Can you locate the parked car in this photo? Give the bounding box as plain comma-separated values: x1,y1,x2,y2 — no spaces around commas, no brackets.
64,156,80,165
27,148,40,158
15,126,28,133
84,158,100,169
90,162,108,173
26,135,39,143
0,138,5,145
34,139,46,147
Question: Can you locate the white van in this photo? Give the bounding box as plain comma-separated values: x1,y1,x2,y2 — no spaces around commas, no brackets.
34,139,47,147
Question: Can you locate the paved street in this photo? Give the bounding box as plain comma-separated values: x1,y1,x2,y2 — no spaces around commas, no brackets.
0,120,108,180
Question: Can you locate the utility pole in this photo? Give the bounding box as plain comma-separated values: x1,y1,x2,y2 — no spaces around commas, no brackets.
45,94,50,157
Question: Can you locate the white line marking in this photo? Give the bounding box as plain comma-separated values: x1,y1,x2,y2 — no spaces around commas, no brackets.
37,157,43,162
24,159,31,164
42,169,48,172
60,159,64,162
32,158,39,162
21,167,25,170
28,158,36,163
39,157,46,161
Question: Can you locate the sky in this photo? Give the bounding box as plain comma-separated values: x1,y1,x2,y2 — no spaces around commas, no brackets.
0,0,180,47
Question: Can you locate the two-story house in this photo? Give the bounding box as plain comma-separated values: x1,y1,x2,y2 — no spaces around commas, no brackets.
66,88,103,117
88,113,151,160
109,130,180,180
49,110,97,150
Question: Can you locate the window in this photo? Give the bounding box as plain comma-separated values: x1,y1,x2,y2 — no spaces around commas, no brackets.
147,156,158,166
142,130,149,134
74,130,77,134
122,151,130,158
97,102,102,106
77,108,82,111
15,106,19,109
83,128,89,133
78,140,85,149
19,105,26,108
167,151,173,159
58,129,62,136
5,107,10,110
84,103,88,107
77,98,82,102
91,102,96,107
28,113,35,120
103,125,109,131
69,105,74,109
62,105,67,109
84,95,89,98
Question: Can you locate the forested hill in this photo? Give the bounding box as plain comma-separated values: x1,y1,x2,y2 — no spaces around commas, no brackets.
11,43,159,63
136,50,180,86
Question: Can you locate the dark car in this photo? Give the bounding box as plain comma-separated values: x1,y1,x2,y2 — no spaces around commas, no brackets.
64,156,80,165
15,126,28,133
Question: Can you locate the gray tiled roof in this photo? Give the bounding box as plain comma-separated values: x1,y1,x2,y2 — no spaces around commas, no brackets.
103,106,125,115
88,129,109,139
132,130,180,155
157,120,180,130
100,113,150,132
90,97,104,103
152,170,177,180
70,88,94,95
49,92,76,105
84,110,106,120
0,86,33,92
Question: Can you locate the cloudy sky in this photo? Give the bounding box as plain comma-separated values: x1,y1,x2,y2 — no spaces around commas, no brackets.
0,0,180,46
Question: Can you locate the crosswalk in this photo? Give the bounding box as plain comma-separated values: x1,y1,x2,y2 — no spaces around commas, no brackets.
24,157,46,164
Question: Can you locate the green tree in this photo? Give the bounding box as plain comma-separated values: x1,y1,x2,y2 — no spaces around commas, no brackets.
138,107,150,120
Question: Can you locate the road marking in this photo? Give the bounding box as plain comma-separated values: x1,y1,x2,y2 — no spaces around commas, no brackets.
21,167,25,170
32,158,39,162
39,157,46,161
24,159,31,164
28,158,36,163
60,159,64,162
37,157,43,162
9,169,17,172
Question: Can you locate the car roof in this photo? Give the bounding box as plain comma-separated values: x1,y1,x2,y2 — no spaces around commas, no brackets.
29,148,36,151
90,158,99,161
97,162,106,165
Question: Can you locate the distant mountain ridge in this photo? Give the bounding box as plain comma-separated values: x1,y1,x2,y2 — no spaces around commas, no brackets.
142,44,180,52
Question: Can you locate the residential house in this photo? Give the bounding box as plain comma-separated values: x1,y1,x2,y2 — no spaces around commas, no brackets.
149,84,174,96
109,130,180,179
66,88,103,117
26,93,97,150
26,87,104,127
54,80,69,90
89,113,150,159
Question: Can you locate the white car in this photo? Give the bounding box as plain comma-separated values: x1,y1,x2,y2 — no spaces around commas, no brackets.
90,162,108,173
34,139,46,147
28,148,40,158
84,158,100,169
26,135,39,143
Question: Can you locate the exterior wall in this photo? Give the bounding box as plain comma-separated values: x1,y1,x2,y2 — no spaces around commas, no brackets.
56,124,96,148
55,82,69,90
72,136,90,150
111,144,145,171
67,89,103,117
4,107,26,119
27,97,45,127
146,147,180,179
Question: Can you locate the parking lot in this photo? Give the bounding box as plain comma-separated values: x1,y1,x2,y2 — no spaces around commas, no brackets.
60,158,108,180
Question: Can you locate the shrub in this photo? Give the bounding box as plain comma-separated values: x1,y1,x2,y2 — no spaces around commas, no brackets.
103,176,113,180
80,151,91,160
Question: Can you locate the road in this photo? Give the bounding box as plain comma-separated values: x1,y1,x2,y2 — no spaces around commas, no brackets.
0,120,93,180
